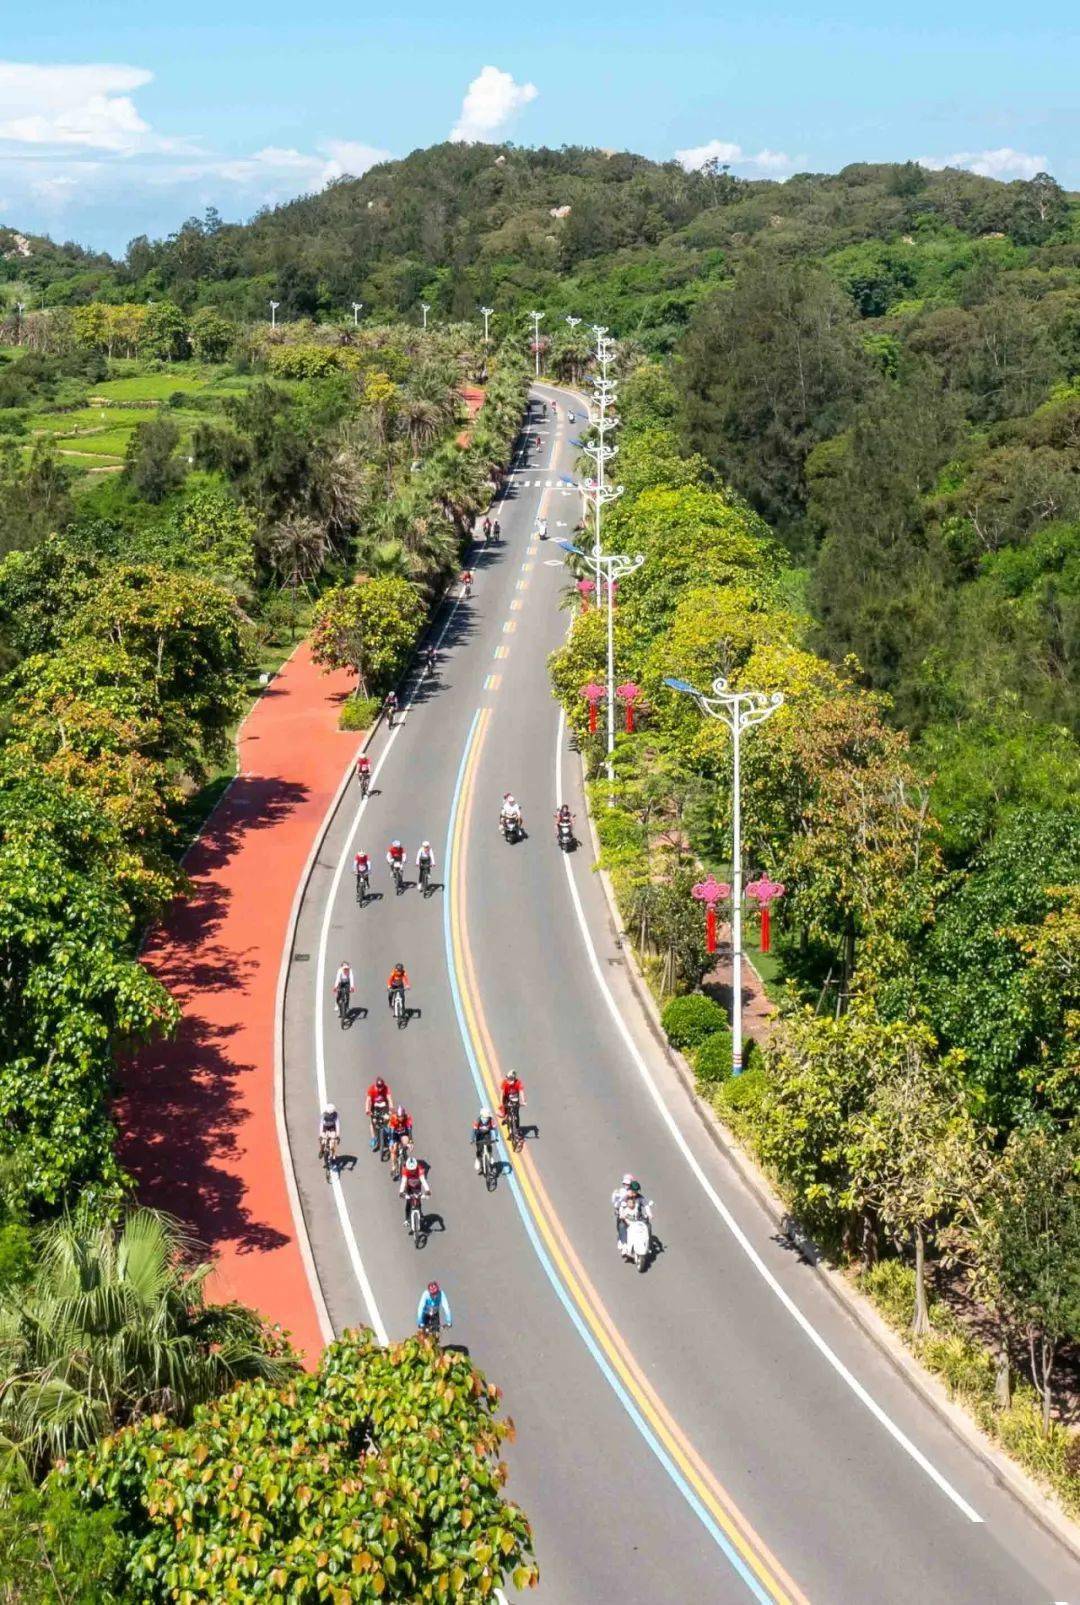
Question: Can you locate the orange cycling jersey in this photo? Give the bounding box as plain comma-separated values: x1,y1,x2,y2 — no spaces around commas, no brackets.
387,967,410,990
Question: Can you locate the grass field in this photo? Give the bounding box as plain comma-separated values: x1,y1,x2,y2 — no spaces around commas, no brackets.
33,406,158,436
58,430,132,457
87,373,210,402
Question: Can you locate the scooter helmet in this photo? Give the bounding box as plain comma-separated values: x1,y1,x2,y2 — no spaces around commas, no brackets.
622,1173,636,1187
628,1180,642,1195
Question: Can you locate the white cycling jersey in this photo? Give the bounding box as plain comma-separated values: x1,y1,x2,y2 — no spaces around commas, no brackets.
333,965,354,992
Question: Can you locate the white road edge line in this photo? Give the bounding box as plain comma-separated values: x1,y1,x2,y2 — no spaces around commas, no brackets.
554,707,984,1526
314,591,466,1348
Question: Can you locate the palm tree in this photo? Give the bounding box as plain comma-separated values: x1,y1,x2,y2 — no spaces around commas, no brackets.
0,1208,296,1479
263,512,331,594
400,396,442,457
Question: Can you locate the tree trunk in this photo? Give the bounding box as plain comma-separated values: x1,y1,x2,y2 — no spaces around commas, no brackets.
993,1336,1011,1409
912,1224,930,1336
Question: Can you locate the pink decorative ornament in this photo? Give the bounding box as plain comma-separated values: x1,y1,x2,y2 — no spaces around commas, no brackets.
577,579,596,610
692,875,732,955
746,876,786,954
580,681,605,734
616,680,641,733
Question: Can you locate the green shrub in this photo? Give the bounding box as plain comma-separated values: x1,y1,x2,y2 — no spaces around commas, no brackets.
661,992,727,1051
694,1028,734,1084
713,1063,767,1135
858,1259,917,1329
339,694,380,732
594,807,645,855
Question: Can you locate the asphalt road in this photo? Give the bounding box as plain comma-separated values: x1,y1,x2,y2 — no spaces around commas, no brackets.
283,386,1080,1603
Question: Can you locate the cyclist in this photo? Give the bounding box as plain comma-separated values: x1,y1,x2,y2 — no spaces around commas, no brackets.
460,568,473,597
384,689,398,728
492,518,501,539
387,961,410,1013
499,1069,526,1125
482,516,492,538
355,752,372,793
471,1108,497,1173
354,850,372,895
318,1103,341,1163
387,839,406,888
417,1280,452,1334
416,840,435,890
537,517,548,540
424,643,437,676
365,1076,392,1151
332,961,354,1015
400,1155,430,1232
388,1102,413,1146
552,400,558,418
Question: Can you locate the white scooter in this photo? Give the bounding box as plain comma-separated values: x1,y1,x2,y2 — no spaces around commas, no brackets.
620,1201,654,1273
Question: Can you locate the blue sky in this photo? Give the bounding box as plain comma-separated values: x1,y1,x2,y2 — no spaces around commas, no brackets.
3,0,1078,255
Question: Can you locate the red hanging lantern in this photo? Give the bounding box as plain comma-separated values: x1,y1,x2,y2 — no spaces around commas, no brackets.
577,579,596,611
746,876,786,954
692,875,731,955
580,681,605,735
616,681,641,733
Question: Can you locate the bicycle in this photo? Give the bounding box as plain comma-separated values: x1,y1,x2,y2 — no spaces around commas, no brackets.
406,1190,425,1242
391,860,404,895
319,1132,339,1178
503,1097,523,1152
418,1311,440,1342
335,982,350,1026
355,868,370,905
372,1110,390,1161
418,859,431,898
391,984,407,1028
390,1132,411,1182
478,1138,497,1191
357,769,371,799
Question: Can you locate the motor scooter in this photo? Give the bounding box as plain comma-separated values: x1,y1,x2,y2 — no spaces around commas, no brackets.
621,1203,654,1272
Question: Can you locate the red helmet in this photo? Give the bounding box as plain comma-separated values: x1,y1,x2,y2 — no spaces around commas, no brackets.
427,1281,440,1297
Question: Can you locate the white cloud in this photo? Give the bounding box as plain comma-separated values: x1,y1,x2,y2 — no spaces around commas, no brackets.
918,147,1048,180
0,62,197,155
450,66,538,143
192,140,391,197
675,137,798,176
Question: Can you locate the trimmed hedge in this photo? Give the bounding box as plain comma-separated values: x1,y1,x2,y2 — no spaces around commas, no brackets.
339,694,380,732
660,993,727,1051
694,1028,734,1084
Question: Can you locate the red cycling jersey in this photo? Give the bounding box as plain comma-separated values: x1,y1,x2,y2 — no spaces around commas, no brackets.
387,843,405,862
356,754,371,772
500,1078,524,1114
355,852,370,871
366,1083,392,1114
388,1110,412,1137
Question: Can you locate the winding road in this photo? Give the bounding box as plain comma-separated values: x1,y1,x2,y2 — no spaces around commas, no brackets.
282,387,1080,1603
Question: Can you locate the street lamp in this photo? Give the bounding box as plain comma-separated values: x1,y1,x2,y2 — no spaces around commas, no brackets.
663,676,783,1076
480,305,493,343
566,315,581,332
527,309,544,378
561,536,643,800
352,301,363,326
269,300,280,329
420,302,431,331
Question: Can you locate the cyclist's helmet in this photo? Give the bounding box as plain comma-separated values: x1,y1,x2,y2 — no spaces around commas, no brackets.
396,1104,407,1119
376,1077,387,1092
395,961,405,972
422,840,431,849
392,839,401,848
324,1103,336,1116
428,1281,440,1297
480,1107,491,1121
405,1157,420,1175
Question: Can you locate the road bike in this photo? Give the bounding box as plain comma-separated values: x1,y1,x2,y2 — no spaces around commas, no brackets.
503,1097,523,1153
478,1138,497,1191
355,868,370,905
319,1132,339,1178
357,769,370,799
391,860,404,895
406,1191,425,1242
418,1311,440,1342
418,859,431,897
390,1132,411,1182
390,984,408,1028
372,1110,390,1160
335,982,350,1025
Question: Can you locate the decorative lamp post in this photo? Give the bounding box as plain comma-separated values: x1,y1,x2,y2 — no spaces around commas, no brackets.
746,877,786,954
616,681,641,733
580,681,605,735
352,301,363,326
665,675,784,1075
692,876,731,956
527,310,544,377
269,300,280,329
576,578,596,610
480,305,493,343
420,302,431,330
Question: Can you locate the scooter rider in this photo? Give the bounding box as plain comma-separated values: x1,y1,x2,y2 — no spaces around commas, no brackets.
500,793,522,835
612,1175,652,1260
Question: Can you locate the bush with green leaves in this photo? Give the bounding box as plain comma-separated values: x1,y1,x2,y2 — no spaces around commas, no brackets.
660,993,728,1051
693,1027,734,1084
340,693,381,732
58,1329,539,1602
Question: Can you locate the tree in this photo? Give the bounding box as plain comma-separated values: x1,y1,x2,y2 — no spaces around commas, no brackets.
57,1330,539,1601
847,1027,976,1334
0,1481,123,1603
310,575,424,696
167,485,257,592
123,415,185,505
188,305,233,361
963,1128,1080,1430
0,1207,294,1479
140,301,188,362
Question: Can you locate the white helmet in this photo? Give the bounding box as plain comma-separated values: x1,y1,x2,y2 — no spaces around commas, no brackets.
480,1107,491,1121
392,839,401,848
422,840,431,849
325,1103,337,1116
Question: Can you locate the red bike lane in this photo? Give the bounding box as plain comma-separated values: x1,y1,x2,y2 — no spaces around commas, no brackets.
117,643,356,1363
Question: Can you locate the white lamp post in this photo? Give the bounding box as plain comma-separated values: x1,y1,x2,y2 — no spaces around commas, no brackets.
352,301,363,326
663,676,783,1076
527,309,544,377
560,529,642,803
269,300,280,329
420,302,431,331
480,305,493,343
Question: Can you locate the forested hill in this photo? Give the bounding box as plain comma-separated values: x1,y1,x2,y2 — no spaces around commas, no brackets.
4,144,1077,347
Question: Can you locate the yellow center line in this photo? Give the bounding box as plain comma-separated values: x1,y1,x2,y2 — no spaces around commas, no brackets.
450,712,807,1605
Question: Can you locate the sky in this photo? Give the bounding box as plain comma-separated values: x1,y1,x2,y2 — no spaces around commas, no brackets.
2,0,1078,256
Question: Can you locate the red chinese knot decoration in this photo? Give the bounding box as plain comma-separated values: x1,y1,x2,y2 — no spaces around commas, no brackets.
616,681,642,733
580,681,605,735
746,876,786,954
577,579,596,610
692,875,731,955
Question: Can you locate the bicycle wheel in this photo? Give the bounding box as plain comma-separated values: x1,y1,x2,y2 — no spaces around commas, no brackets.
411,1203,422,1240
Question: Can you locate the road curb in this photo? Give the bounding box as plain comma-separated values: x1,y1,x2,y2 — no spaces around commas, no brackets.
575,750,1080,1565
